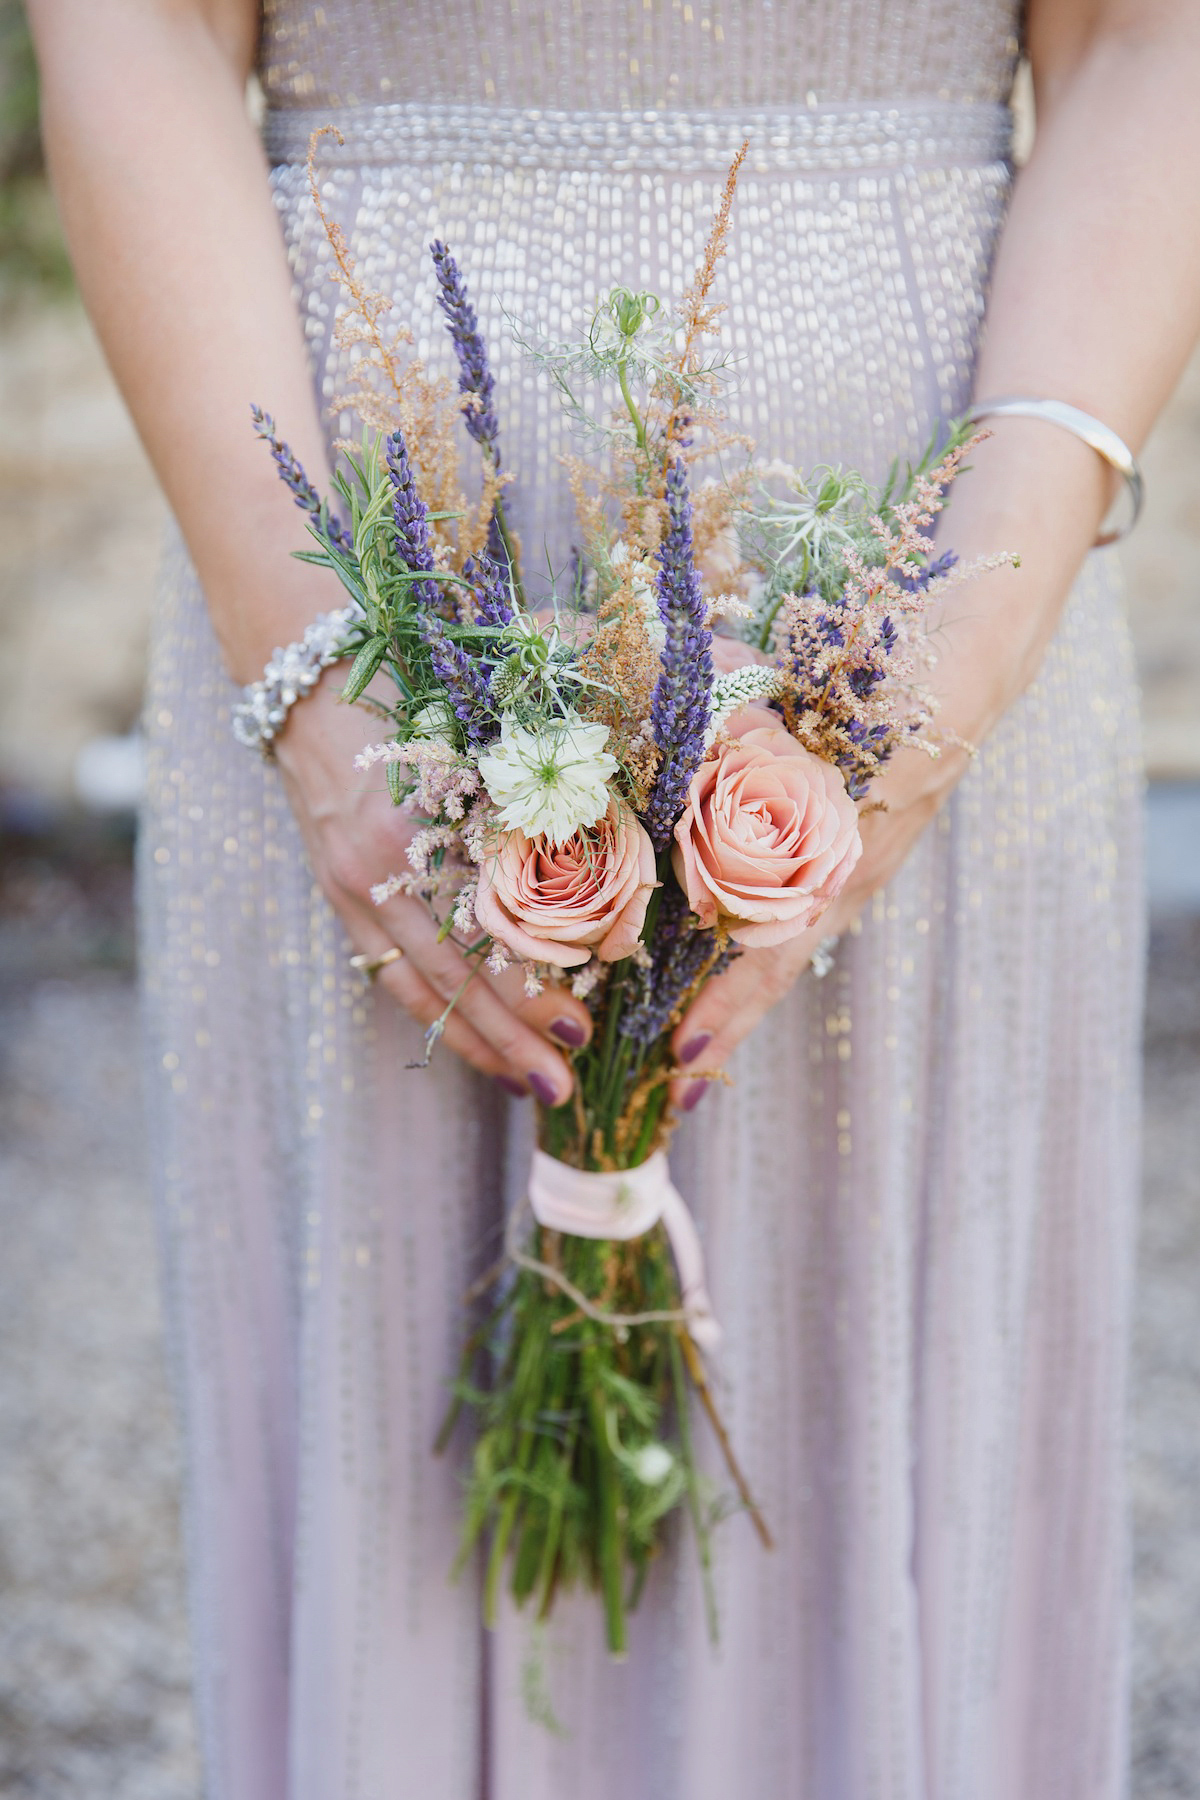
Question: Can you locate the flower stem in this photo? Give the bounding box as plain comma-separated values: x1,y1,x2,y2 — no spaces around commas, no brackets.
617,353,648,458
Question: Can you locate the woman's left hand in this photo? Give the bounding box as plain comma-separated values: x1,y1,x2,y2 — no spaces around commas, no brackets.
668,734,973,1111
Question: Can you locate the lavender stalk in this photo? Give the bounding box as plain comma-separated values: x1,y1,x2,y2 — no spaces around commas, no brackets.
429,239,520,582
385,428,495,741
251,406,354,555
643,458,714,849
430,240,500,452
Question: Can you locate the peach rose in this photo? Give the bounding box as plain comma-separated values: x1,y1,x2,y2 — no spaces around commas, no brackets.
475,796,658,969
672,727,861,947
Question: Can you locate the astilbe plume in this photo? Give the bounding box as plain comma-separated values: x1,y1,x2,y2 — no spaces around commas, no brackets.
355,738,480,822
305,131,467,555
250,407,354,555
642,459,714,848
777,439,992,798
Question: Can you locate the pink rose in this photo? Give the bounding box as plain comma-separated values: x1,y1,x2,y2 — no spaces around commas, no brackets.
672,727,861,947
475,797,658,968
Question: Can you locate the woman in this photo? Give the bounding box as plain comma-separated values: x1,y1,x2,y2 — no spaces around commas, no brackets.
28,2,1200,1796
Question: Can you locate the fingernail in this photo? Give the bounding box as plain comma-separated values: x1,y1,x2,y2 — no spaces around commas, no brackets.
495,1075,527,1099
548,1016,587,1048
681,1081,708,1113
679,1033,712,1065
527,1071,562,1108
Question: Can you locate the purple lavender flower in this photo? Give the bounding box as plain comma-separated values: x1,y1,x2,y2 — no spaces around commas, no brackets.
425,617,496,744
386,430,496,742
463,553,514,629
429,241,500,458
643,459,714,850
385,431,441,605
898,548,957,593
623,882,736,1045
251,407,353,555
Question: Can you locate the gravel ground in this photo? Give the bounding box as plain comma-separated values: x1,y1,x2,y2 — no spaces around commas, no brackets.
0,847,1197,1799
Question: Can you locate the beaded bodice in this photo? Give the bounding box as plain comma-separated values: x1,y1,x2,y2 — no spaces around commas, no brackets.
258,1,1022,114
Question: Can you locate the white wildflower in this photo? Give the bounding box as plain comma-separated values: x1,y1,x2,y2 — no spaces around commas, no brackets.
370,873,408,906
570,963,604,1000
706,592,755,624
611,538,665,650
452,880,478,936
522,962,545,999
354,740,409,770
629,1443,674,1487
703,665,784,748
405,824,458,877
476,712,617,846
486,940,512,975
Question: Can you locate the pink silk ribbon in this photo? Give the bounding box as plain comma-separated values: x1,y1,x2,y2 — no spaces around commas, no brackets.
528,1148,722,1353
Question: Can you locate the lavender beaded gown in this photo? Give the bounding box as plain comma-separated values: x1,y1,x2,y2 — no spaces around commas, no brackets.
139,4,1144,1797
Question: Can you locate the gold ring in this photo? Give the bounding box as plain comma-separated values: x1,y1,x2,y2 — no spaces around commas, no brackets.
349,946,404,981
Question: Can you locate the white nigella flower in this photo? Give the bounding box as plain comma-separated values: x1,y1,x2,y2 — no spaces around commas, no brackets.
477,712,617,846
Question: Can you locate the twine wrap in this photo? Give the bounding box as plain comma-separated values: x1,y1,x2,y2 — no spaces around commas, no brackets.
524,1148,721,1353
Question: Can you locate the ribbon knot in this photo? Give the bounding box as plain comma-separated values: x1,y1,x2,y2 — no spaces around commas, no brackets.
528,1148,721,1352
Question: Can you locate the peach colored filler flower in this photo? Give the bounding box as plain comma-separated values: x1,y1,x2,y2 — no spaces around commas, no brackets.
672,726,861,947
474,796,658,969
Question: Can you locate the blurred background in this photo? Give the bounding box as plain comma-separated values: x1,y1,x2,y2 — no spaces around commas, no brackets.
0,9,1197,1795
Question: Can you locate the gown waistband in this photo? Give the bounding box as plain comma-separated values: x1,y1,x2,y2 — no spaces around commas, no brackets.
263,98,1012,176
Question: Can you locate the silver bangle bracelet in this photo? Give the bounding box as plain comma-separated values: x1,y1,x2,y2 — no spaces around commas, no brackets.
969,396,1144,547
231,605,361,754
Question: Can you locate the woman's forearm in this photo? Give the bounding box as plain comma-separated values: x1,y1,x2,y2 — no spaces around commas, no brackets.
926,0,1200,751
29,0,339,683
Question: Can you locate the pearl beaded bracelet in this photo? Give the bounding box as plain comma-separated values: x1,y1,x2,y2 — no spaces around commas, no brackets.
230,604,361,754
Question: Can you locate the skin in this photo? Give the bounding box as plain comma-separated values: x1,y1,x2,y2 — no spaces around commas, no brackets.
27,0,1200,1109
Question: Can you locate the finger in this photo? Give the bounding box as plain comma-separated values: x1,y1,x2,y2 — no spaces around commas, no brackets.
669,935,821,1112
330,895,514,1086
374,957,515,1083
489,964,594,1051
374,898,577,1104
667,955,779,1112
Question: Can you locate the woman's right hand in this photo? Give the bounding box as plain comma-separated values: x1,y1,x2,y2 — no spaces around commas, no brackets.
273,674,589,1103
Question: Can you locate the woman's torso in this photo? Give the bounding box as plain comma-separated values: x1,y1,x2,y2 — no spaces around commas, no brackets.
257,0,1022,581
258,1,1021,113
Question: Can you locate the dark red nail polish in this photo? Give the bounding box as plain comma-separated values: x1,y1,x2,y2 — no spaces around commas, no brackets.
679,1033,712,1065
527,1071,560,1107
681,1081,708,1112
549,1016,587,1048
495,1075,527,1098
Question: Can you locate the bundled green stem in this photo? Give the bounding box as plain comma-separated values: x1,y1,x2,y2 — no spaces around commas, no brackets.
443,872,770,1664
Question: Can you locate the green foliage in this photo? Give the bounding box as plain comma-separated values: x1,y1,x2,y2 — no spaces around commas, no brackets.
446,1225,717,1659
0,3,74,301
510,283,732,493
743,414,978,648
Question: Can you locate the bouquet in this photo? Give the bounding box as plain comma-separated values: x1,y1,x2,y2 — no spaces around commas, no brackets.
254,132,1007,1658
